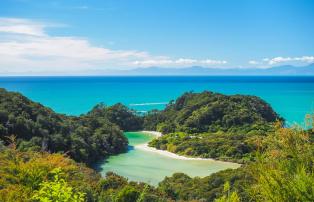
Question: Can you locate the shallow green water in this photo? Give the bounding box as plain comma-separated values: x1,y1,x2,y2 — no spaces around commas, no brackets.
97,132,240,185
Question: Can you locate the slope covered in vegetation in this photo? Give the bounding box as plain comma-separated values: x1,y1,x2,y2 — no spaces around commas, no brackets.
1,124,313,201
0,143,167,202
145,91,282,162
156,125,314,202
0,88,133,165
144,91,281,133
88,103,143,131
158,167,252,201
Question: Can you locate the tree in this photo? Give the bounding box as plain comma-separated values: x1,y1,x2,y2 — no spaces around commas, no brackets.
249,124,314,201
32,168,86,202
214,182,240,202
115,186,140,202
0,88,128,165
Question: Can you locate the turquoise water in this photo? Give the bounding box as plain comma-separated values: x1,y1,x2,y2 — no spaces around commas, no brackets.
0,76,313,124
96,132,240,185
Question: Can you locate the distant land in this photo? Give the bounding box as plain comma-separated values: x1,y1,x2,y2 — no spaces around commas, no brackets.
105,63,314,76
2,63,314,76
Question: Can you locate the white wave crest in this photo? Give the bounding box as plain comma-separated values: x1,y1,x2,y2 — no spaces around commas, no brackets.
129,102,168,106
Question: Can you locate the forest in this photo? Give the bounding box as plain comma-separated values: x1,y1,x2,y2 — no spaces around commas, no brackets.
0,88,142,165
145,91,282,162
0,88,313,201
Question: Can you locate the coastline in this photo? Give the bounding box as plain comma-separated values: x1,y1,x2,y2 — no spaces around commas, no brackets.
135,143,218,161
140,130,163,137
139,131,239,163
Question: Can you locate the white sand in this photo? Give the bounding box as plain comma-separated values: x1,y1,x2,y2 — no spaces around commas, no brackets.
138,131,218,161
140,130,163,137
135,143,216,161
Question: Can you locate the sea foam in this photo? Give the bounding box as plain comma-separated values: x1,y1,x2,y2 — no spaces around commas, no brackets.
129,102,168,106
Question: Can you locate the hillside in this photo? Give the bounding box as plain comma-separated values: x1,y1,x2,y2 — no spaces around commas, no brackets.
144,91,282,133
145,91,282,162
0,146,167,202
1,122,313,201
0,88,132,165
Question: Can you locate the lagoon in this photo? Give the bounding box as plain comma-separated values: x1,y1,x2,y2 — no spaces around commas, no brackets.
96,132,240,185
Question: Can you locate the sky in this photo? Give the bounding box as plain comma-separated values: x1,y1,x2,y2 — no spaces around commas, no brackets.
0,0,314,75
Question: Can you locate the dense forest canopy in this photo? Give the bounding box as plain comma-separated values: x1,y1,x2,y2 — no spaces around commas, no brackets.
144,91,282,162
0,88,131,165
88,103,143,131
144,91,282,133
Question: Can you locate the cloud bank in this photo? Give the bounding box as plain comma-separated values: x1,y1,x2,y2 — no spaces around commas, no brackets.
133,58,227,66
0,18,228,75
248,56,314,67
266,56,314,65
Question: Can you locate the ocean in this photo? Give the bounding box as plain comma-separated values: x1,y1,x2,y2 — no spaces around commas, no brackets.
0,76,314,125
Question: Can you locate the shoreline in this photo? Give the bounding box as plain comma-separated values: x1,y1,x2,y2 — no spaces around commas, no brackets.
140,130,163,137
139,131,240,164
135,143,218,161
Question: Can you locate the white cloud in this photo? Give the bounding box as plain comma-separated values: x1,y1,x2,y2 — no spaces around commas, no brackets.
248,56,314,67
133,58,227,66
248,60,259,65
267,56,314,65
0,18,46,36
0,18,228,75
201,59,227,65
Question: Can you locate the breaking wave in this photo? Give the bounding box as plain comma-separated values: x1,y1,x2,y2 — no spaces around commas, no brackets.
129,102,168,106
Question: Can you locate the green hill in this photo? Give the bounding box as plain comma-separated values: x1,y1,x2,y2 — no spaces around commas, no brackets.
0,88,129,165
145,91,283,162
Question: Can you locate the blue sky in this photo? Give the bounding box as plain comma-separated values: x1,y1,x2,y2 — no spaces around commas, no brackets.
0,0,314,74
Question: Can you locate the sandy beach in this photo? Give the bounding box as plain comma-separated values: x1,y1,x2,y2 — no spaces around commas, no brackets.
138,131,219,161
140,130,163,137
135,143,217,161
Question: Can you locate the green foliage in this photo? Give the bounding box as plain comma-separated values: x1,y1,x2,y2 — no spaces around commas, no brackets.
97,173,166,202
0,140,4,151
158,126,314,202
0,88,128,165
0,146,167,202
115,185,139,202
89,103,143,131
249,125,314,201
143,110,166,131
158,168,251,202
214,182,240,202
146,91,281,162
32,168,86,202
149,125,272,163
0,146,100,202
144,91,282,134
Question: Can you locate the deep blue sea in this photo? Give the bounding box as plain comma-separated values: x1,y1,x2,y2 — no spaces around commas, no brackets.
0,76,314,125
